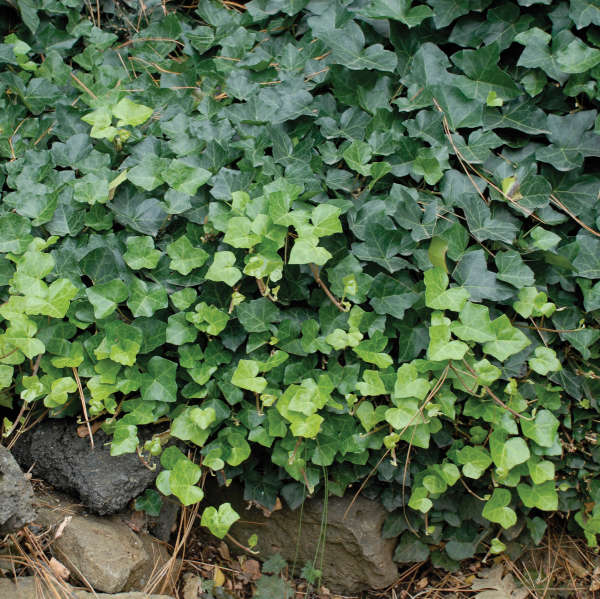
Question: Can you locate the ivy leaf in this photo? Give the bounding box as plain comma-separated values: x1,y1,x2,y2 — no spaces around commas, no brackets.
517,481,558,511
529,347,561,375
521,409,559,447
50,341,84,369
393,363,430,400
386,400,424,429
453,250,513,302
356,0,432,26
73,174,109,205
110,424,139,456
205,251,242,286
141,356,178,403
157,447,204,506
201,503,240,538
311,204,342,237
86,280,129,319
343,141,373,176
308,18,397,72
171,288,197,311
0,214,33,254
457,446,492,479
224,217,261,249
513,287,555,318
289,238,332,266
483,315,530,362
555,39,600,73
232,360,267,393
128,278,168,318
495,250,535,287
111,195,167,236
573,232,600,279
2,315,45,358
482,488,517,529
473,359,501,386
353,331,393,368
490,432,530,475
163,159,211,195
451,302,496,343
134,489,163,517
325,328,363,350
356,401,388,431
527,456,555,484
291,413,324,438
44,376,77,408
124,236,161,270
452,43,521,102
25,279,78,319
569,0,600,28
236,298,280,333
536,111,600,171
95,321,142,366
187,302,230,336
427,312,469,361
424,267,470,312
127,155,168,191
166,312,198,345
407,487,433,513
0,365,14,389
356,370,386,396
171,406,215,447
167,236,209,275
112,97,153,127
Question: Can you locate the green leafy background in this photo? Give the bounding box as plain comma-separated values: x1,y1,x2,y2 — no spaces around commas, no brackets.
2,0,600,569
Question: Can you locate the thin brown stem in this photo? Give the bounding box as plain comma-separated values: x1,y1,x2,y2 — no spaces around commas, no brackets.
116,37,185,49
70,72,98,100
309,264,346,312
459,477,486,501
0,348,17,360
72,366,94,448
550,193,600,239
484,384,533,421
461,358,533,420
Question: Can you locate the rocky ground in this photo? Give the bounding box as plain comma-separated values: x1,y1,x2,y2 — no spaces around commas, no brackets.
1,420,599,599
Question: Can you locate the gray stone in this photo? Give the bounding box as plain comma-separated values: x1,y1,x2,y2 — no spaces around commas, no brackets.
12,419,159,515
0,577,173,599
0,445,35,534
44,511,173,593
207,483,398,593
32,490,175,595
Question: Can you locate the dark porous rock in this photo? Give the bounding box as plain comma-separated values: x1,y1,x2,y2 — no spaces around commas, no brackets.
0,445,35,534
148,495,180,542
13,420,159,515
206,482,398,593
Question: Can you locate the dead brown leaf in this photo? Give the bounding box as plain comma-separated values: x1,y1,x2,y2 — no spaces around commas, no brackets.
54,516,72,539
471,564,528,599
416,576,428,590
218,540,230,561
76,420,103,438
49,557,70,580
242,558,261,581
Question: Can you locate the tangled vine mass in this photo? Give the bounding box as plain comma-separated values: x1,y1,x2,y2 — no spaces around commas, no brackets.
2,0,600,566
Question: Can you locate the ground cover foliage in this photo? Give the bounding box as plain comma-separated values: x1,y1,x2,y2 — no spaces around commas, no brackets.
1,0,600,571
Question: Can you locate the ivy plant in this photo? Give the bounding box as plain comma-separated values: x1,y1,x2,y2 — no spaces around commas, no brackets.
2,0,600,566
